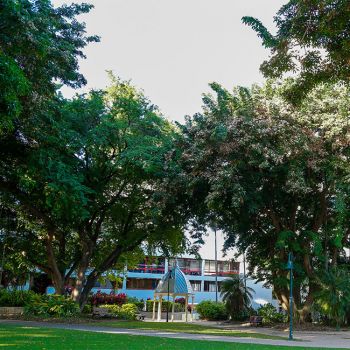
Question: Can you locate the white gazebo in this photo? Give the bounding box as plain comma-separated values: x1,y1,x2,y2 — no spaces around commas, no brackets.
152,262,194,322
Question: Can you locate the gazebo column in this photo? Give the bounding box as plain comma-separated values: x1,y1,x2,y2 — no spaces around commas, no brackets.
152,296,156,321
157,297,162,321
185,295,188,322
171,294,175,322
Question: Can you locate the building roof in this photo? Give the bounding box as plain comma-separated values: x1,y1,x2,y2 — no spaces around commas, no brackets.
155,263,194,295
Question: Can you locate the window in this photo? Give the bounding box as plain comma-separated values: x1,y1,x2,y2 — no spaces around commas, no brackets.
204,281,222,292
169,258,201,275
204,260,239,276
190,280,201,292
126,278,159,290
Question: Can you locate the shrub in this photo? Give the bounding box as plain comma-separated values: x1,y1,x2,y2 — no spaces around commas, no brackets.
257,303,286,324
100,303,138,320
24,294,80,318
82,304,92,314
120,303,138,320
90,291,127,306
196,300,228,321
0,289,35,307
127,297,144,311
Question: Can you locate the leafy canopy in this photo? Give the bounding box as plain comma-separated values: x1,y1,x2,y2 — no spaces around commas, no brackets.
243,1,350,102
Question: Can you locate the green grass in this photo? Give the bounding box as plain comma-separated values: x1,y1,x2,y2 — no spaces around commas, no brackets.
96,320,285,340
0,323,340,350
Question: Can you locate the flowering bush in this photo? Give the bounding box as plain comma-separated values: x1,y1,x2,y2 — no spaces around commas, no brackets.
175,297,185,305
90,291,127,306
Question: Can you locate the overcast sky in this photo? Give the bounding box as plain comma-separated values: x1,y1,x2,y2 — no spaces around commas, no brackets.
53,0,285,265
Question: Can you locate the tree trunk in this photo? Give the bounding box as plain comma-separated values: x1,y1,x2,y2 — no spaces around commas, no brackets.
78,271,101,309
76,244,125,309
46,232,65,294
73,239,94,303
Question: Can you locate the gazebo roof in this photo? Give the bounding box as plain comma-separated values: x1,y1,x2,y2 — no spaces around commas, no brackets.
155,263,194,295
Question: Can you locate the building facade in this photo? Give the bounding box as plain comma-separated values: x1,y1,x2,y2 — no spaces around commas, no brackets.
91,256,276,308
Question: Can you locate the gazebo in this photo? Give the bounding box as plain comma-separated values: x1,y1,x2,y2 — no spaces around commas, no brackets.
152,262,194,322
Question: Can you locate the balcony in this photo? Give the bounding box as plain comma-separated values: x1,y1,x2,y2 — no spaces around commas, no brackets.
128,264,165,274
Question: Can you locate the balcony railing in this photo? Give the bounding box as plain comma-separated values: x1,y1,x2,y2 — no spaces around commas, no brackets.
128,264,165,274
204,270,239,276
178,268,201,276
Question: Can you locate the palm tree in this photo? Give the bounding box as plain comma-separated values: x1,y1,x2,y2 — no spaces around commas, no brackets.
220,275,254,320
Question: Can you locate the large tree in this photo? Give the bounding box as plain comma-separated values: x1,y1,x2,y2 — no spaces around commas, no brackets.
1,77,191,307
242,0,350,102
180,80,350,320
0,0,97,300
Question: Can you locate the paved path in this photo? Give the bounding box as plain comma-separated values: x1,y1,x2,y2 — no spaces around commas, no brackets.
1,320,350,348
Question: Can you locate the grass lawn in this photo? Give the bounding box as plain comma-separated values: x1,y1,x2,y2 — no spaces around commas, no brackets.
96,320,285,340
0,323,339,350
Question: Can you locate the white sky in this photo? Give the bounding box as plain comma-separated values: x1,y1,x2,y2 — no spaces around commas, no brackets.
53,0,285,267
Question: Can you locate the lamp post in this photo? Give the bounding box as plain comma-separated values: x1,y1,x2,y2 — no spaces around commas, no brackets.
166,269,173,323
287,252,294,341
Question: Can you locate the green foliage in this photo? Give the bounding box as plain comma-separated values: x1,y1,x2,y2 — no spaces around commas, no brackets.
196,301,228,321
101,303,138,320
0,0,98,133
314,268,350,328
0,75,190,308
220,276,254,321
243,1,350,102
180,79,350,318
82,304,92,314
127,297,144,311
258,303,287,324
0,289,34,307
24,294,80,318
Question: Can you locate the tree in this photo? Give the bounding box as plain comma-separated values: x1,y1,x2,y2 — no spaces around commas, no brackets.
0,0,98,292
0,76,192,308
242,1,350,102
220,275,254,320
179,80,350,321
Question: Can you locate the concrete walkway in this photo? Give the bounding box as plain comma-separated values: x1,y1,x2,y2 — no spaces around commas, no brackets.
1,320,350,348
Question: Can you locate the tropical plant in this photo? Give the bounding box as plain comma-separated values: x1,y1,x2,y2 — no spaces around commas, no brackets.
220,276,254,321
24,294,80,318
0,289,35,307
314,268,350,329
258,303,286,324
